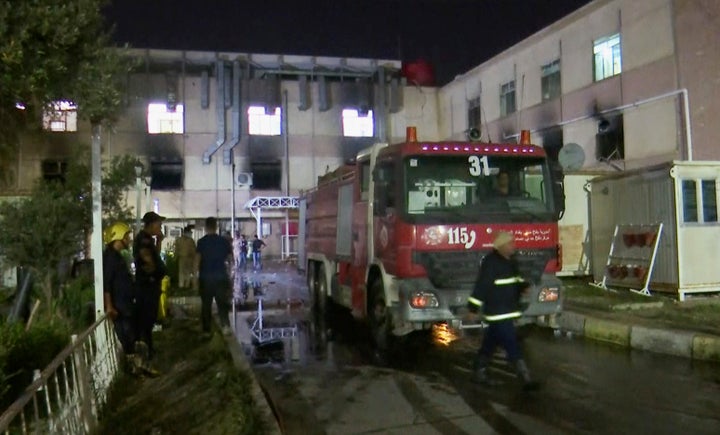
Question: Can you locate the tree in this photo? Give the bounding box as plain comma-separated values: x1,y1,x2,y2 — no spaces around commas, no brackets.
0,153,137,321
0,0,133,153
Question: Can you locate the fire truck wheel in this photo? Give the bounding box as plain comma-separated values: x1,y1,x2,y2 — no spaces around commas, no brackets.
369,280,392,363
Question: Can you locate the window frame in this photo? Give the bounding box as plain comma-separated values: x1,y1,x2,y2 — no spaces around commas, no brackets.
541,59,561,102
680,178,720,225
593,33,622,82
499,80,516,117
43,100,78,132
467,96,482,130
147,103,184,134
341,108,374,137
247,106,282,136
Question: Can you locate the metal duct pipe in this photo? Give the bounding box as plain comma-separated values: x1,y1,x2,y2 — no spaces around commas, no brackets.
223,60,242,165
202,59,227,164
318,75,330,112
375,67,387,142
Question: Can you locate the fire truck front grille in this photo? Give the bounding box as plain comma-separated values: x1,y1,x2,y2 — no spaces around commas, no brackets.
515,249,554,284
412,250,485,290
412,248,555,290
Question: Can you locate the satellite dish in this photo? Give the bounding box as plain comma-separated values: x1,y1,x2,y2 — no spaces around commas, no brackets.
558,143,586,171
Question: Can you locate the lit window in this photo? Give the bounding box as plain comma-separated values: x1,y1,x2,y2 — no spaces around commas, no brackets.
43,101,77,132
248,106,282,136
342,109,374,137
147,103,184,134
500,81,516,117
541,60,561,101
593,34,622,82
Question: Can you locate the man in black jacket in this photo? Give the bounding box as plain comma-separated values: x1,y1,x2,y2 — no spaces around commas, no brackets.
133,212,167,364
467,231,539,390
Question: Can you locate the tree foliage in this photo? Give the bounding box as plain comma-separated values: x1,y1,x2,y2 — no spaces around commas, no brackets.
0,150,136,319
0,0,133,153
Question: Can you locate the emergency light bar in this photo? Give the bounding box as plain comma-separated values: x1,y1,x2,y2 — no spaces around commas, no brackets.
419,144,538,154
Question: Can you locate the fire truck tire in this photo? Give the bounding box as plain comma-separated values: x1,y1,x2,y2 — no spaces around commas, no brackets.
369,279,393,363
311,264,329,337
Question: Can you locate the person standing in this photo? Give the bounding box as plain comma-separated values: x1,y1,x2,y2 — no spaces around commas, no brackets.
467,231,539,390
251,234,266,271
175,226,196,290
233,233,249,272
240,234,249,271
195,217,233,336
103,222,142,374
133,211,167,363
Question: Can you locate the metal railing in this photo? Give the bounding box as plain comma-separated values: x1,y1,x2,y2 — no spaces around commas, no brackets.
0,316,120,434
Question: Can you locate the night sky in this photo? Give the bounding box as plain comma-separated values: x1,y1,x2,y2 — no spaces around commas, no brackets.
104,0,592,85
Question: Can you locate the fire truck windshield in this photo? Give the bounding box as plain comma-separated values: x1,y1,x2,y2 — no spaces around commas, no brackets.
402,154,556,223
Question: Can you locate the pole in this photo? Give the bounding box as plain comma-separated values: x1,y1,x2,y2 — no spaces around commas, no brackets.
231,162,236,236
145,176,152,215
135,166,142,232
91,124,104,320
282,90,290,260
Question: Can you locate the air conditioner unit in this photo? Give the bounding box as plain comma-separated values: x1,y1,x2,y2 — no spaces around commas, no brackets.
236,172,253,187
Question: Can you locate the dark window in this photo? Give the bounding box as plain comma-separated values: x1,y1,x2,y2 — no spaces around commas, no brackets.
541,60,561,101
41,160,68,183
702,179,717,223
682,180,698,223
373,160,395,215
467,97,482,130
150,161,183,190
251,161,282,190
596,114,624,161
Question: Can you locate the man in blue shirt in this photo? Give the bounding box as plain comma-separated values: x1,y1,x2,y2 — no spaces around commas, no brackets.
196,217,233,336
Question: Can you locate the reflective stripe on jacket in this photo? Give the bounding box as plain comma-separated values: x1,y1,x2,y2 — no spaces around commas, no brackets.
467,250,526,321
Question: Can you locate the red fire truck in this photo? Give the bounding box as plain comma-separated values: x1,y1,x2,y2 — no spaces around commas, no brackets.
299,127,565,352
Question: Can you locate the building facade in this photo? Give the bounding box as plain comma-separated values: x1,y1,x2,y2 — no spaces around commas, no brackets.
0,52,440,257
439,0,719,171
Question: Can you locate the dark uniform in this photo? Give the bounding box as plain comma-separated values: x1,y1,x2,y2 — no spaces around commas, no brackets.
103,246,136,354
468,249,538,389
133,229,166,359
196,229,233,333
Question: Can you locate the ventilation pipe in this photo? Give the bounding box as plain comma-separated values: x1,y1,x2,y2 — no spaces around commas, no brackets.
202,59,227,164
375,66,387,142
223,60,242,165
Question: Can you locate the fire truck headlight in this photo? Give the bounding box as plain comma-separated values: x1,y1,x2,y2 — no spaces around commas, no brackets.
538,287,559,302
409,291,440,309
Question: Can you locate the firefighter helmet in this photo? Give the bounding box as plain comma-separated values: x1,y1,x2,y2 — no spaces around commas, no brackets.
105,222,131,244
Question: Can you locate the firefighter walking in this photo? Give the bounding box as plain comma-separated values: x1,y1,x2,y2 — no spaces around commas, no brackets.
467,231,539,391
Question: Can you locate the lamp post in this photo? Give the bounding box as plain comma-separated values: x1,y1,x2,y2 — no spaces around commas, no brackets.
135,165,142,231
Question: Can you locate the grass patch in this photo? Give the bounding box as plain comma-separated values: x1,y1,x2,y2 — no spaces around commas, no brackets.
561,278,720,335
97,317,267,435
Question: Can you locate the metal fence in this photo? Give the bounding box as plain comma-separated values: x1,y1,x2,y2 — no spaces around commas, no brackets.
0,316,119,434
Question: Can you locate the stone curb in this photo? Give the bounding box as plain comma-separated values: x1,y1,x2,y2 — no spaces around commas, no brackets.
168,297,283,434
222,326,283,435
558,310,720,362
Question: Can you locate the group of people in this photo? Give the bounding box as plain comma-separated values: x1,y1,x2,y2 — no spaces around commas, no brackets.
103,214,268,375
103,211,167,376
232,233,266,272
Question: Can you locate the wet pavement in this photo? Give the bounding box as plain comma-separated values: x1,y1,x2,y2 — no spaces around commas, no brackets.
229,262,720,435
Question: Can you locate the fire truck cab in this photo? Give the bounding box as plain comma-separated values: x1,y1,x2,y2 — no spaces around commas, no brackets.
300,128,565,351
